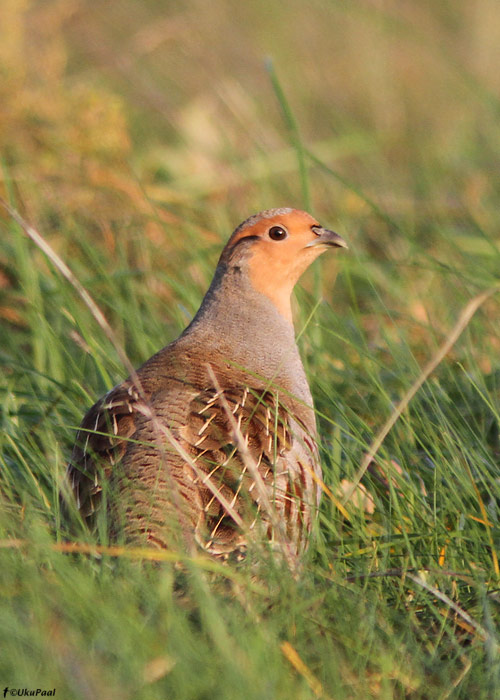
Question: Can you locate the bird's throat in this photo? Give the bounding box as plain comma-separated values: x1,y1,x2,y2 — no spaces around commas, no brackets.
181,267,303,390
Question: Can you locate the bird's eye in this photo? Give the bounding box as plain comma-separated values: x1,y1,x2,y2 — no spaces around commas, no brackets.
268,225,288,241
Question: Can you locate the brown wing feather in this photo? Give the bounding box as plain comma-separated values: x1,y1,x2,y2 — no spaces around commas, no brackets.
65,370,319,556
66,381,142,518
181,386,317,556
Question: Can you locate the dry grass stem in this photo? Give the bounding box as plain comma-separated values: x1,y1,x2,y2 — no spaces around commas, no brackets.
406,573,496,648
342,285,500,506
281,641,331,700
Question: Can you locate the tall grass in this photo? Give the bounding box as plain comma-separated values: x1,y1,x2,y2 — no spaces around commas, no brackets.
1,0,500,697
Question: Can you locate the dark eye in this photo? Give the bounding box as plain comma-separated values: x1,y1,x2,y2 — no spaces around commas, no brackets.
268,225,288,241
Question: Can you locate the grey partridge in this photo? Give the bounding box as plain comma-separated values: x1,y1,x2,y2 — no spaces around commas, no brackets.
66,208,347,560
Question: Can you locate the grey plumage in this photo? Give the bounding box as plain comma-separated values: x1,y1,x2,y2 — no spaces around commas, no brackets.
65,208,347,559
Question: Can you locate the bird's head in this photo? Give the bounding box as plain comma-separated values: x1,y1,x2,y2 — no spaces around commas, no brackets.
219,208,347,322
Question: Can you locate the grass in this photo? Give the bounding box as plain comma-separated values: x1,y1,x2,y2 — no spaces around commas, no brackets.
1,0,500,697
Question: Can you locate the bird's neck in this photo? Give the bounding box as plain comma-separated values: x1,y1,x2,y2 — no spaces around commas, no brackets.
180,266,311,403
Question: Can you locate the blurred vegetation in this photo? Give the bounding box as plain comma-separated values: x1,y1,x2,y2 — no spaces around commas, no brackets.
1,0,500,698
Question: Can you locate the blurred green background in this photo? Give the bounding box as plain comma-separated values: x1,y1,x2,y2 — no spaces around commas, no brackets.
2,0,500,357
1,1,499,698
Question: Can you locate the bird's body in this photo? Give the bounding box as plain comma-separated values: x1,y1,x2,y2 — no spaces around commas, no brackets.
66,208,347,559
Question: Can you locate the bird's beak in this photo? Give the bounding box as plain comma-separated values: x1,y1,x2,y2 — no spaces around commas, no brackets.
307,226,348,249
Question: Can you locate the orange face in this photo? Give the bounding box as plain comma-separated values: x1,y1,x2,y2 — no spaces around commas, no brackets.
226,208,347,321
